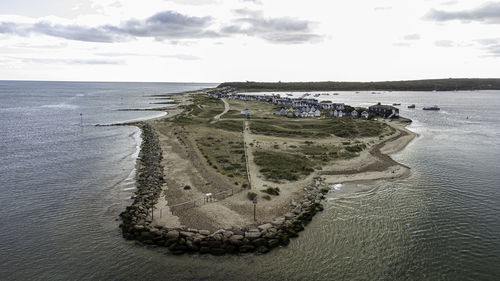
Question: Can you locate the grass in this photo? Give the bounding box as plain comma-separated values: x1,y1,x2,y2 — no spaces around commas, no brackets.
195,130,248,186
254,150,315,181
212,120,244,132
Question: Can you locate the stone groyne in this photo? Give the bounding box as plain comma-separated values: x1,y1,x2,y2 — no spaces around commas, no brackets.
119,122,326,255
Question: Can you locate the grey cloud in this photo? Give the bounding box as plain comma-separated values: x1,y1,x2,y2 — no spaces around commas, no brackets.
404,34,420,40
0,9,319,45
0,10,217,43
222,9,321,44
435,40,454,47
425,2,500,24
476,38,500,56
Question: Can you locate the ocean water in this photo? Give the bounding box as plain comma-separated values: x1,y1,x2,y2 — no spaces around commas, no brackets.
1,84,499,280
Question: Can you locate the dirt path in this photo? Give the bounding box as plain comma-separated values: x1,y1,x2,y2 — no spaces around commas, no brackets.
243,120,260,190
210,98,229,123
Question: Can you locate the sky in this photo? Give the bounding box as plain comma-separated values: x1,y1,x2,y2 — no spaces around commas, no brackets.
0,0,499,82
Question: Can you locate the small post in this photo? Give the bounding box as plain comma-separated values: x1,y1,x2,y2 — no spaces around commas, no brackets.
79,113,83,127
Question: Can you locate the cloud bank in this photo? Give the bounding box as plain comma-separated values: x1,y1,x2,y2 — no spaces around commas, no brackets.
0,9,321,44
0,11,216,43
221,9,321,44
425,2,500,24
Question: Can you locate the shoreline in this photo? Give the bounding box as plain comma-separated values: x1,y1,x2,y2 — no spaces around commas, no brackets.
117,89,417,255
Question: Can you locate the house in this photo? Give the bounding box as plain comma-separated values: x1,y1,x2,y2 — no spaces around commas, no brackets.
351,110,359,118
338,110,344,117
368,103,399,118
319,100,333,109
361,111,369,118
333,103,345,110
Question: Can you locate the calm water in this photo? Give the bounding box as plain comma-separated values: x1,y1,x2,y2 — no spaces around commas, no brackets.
1,84,499,280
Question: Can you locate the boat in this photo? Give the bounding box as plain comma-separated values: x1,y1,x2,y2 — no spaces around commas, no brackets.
408,104,415,109
423,105,440,110
392,103,401,106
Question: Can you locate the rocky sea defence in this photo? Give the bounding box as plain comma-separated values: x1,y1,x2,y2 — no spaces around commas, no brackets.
119,122,327,255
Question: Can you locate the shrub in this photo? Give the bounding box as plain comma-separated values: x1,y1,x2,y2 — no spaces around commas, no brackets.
247,192,257,200
262,195,271,200
262,187,280,196
184,185,191,190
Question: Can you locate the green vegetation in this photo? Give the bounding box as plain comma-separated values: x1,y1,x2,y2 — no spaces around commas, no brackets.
196,132,248,186
250,118,389,138
262,195,271,200
261,187,280,196
212,120,244,132
345,143,367,153
183,95,224,120
247,192,257,200
219,78,500,92
296,144,359,164
254,150,315,181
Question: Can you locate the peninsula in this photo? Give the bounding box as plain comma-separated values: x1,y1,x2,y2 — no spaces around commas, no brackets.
119,87,416,255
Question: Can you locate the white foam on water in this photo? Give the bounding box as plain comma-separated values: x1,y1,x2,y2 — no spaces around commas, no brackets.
40,103,79,110
97,111,167,126
329,183,343,190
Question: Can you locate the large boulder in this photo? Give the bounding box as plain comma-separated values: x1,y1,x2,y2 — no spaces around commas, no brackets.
166,230,180,239
199,230,211,236
258,223,273,232
245,231,261,239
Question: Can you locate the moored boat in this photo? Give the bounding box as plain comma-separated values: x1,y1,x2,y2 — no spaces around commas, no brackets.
423,105,440,110
408,104,415,108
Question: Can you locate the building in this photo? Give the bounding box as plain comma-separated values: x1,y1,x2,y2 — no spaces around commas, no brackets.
368,103,399,118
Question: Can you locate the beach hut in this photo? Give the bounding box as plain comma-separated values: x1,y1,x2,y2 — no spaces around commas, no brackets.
351,110,359,118
361,111,369,118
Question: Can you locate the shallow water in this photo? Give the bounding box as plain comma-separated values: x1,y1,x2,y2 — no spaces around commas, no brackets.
1,85,499,280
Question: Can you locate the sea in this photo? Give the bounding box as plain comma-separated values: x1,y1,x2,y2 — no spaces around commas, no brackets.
0,81,499,281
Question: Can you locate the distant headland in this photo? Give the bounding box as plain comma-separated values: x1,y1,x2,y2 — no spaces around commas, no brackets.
218,78,500,92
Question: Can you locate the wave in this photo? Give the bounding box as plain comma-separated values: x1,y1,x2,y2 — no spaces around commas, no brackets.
39,103,79,110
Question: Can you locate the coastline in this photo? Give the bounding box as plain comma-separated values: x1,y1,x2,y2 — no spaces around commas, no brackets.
117,89,417,255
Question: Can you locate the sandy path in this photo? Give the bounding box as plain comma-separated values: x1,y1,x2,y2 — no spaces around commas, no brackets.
210,98,230,123
243,120,260,190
